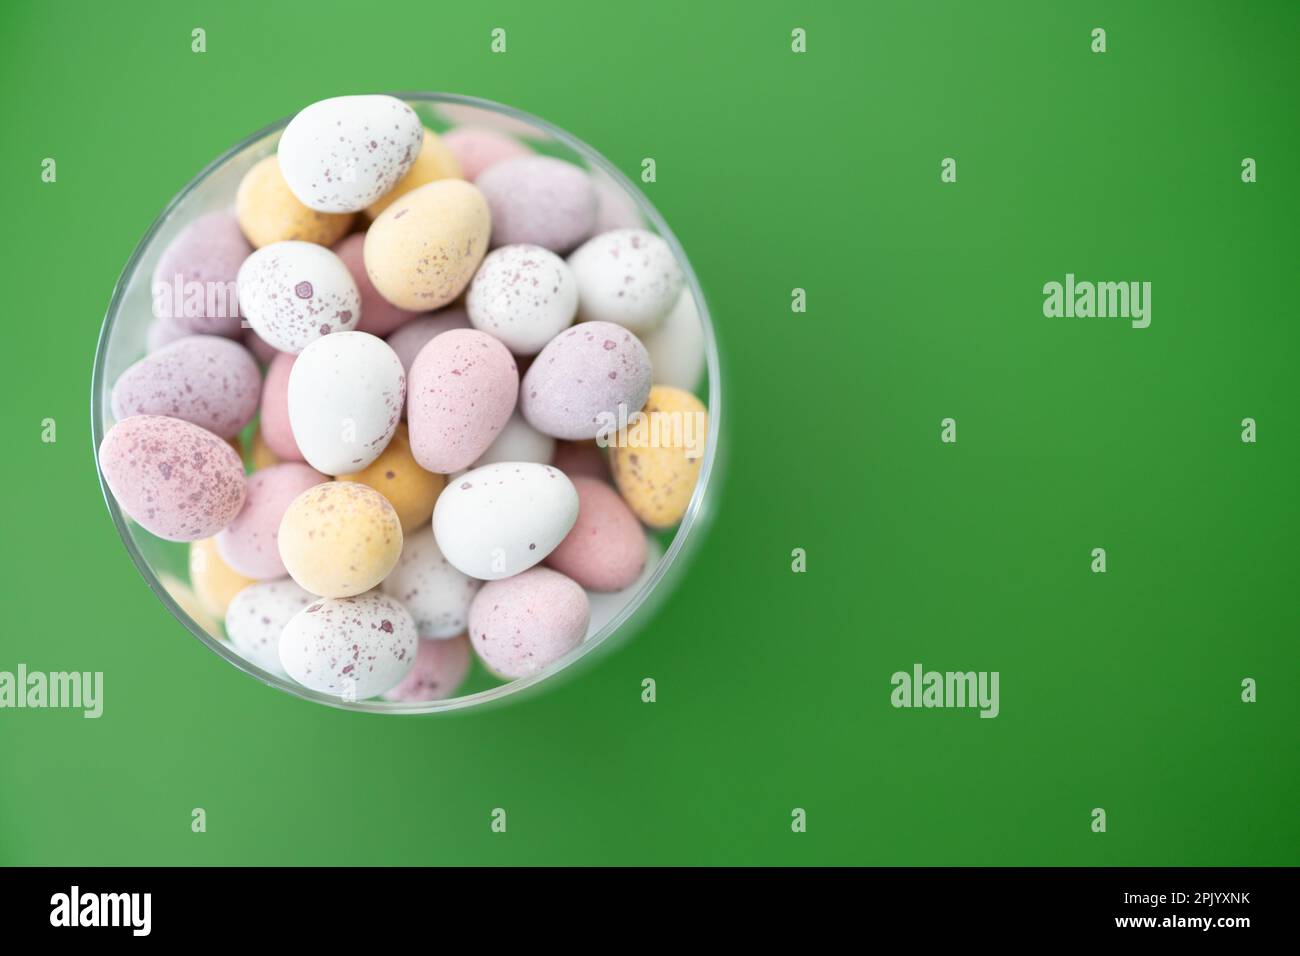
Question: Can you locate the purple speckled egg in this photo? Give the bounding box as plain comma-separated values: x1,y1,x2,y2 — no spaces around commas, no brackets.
146,316,194,353
475,156,597,253
520,321,652,440
236,240,360,353
216,463,326,579
442,126,532,181
407,329,518,473
259,352,305,462
279,591,418,698
544,476,647,592
333,232,419,337
385,307,471,377
111,335,260,439
98,415,247,542
468,567,589,680
381,635,472,702
150,210,250,337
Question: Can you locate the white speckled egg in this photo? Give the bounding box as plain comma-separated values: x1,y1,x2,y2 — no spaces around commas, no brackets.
279,591,418,698
568,228,683,332
237,241,360,353
466,244,578,355
433,462,578,580
278,95,424,214
380,525,481,639
287,331,405,475
224,578,316,676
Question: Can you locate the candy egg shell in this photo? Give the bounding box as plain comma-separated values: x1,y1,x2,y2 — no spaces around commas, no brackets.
364,179,490,312
381,635,472,702
99,415,247,541
407,329,518,473
111,335,260,439
336,422,444,532
585,535,662,640
551,440,609,483
365,127,463,219
568,228,683,332
476,156,596,253
545,476,647,591
520,322,652,440
216,463,327,579
189,537,255,618
467,244,578,355
468,567,589,679
287,331,405,475
235,155,354,249
432,462,578,580
259,352,305,461
225,578,315,676
238,241,360,354
609,385,708,528
380,525,481,638
441,126,532,181
386,307,471,376
278,481,403,598
474,412,555,468
280,591,418,698
641,288,706,393
150,210,249,337
333,233,419,337
278,95,424,214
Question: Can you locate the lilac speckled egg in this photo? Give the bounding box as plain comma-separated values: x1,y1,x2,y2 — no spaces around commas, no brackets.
259,352,305,462
475,156,597,253
544,476,647,592
98,415,246,541
333,232,419,337
380,525,480,638
386,307,471,376
442,126,532,181
150,210,250,337
111,335,260,439
280,592,418,698
237,240,360,353
146,316,193,353
567,228,684,332
381,635,472,702
520,322,652,440
468,567,589,680
407,329,518,473
224,578,316,676
216,463,326,579
242,327,280,364
467,244,578,355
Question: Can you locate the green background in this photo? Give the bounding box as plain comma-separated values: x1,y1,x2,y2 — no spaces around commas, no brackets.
2,0,1296,865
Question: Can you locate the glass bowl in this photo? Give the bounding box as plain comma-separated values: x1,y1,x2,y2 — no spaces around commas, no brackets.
91,91,723,714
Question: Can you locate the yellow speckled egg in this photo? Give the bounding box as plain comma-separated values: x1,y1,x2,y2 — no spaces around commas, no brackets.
609,385,709,529
159,572,223,637
278,481,403,598
235,155,354,249
246,427,280,471
336,423,446,532
189,537,256,618
365,128,464,220
363,179,490,311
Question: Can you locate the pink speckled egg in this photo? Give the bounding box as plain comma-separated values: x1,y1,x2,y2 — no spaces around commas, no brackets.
544,476,647,591
279,591,418,698
381,635,472,702
259,352,305,462
475,156,596,253
468,567,589,680
150,210,250,337
111,335,260,439
407,329,518,473
520,321,652,440
216,463,326,579
98,415,246,541
386,307,471,376
442,126,532,181
333,232,419,337
552,441,609,482
236,240,360,353
242,327,280,364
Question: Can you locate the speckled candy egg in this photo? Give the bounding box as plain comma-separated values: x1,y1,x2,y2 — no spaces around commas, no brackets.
568,228,684,332
280,591,418,698
586,535,662,640
189,537,255,618
642,288,706,392
336,423,444,532
278,481,403,598
150,211,249,337
235,156,354,249
365,128,463,219
406,329,518,473
278,95,424,214
224,578,315,676
520,322,652,440
333,233,418,337
237,241,360,353
111,335,260,439
380,525,481,638
259,352,305,461
468,567,589,680
441,126,532,181
476,156,596,253
433,462,578,580
474,412,555,468
216,463,326,579
386,307,471,376
287,331,405,475
467,244,578,355
610,385,708,529
364,179,490,311
381,635,472,702
98,415,246,541
545,476,647,591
